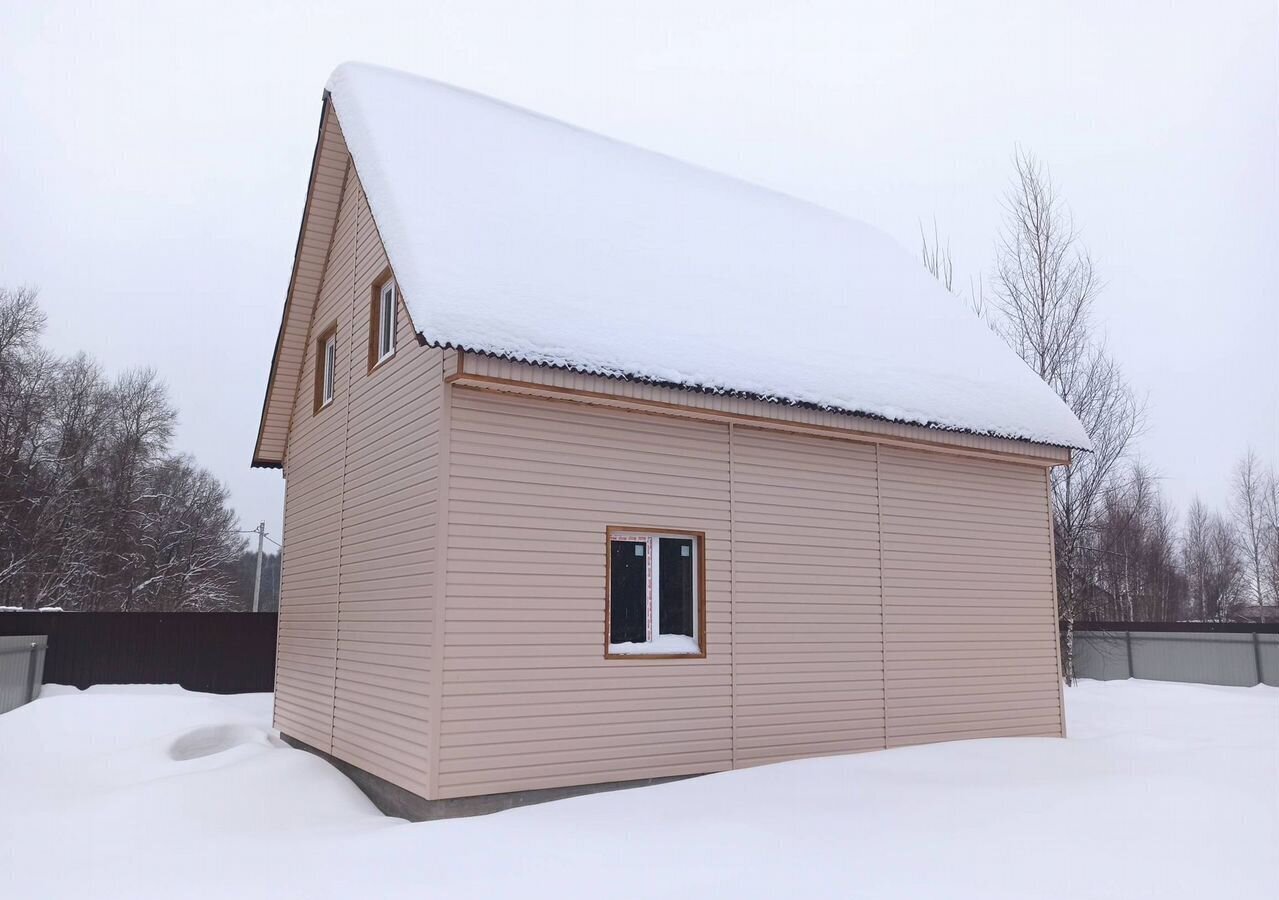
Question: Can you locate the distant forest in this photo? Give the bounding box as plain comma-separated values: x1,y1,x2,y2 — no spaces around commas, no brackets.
229,550,280,612
0,287,256,611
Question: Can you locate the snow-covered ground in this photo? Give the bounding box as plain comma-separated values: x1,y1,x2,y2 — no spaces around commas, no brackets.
2,681,1275,899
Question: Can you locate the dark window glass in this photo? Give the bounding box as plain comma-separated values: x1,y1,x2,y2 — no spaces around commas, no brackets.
324,338,336,401
380,287,396,357
609,539,646,644
659,537,694,637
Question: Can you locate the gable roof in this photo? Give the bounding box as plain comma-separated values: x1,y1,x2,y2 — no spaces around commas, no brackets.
252,99,349,468
255,64,1090,466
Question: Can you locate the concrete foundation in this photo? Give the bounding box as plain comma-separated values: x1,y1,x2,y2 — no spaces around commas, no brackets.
280,733,697,821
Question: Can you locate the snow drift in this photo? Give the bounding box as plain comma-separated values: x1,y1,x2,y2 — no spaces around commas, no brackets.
2,681,1274,898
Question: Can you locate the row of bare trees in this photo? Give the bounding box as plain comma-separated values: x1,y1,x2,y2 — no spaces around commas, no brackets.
923,151,1275,678
1081,453,1279,623
0,287,244,610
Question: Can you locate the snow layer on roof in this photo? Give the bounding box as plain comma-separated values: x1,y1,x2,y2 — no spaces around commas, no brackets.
325,63,1091,450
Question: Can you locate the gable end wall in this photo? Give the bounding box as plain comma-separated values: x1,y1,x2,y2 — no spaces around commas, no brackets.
273,156,444,799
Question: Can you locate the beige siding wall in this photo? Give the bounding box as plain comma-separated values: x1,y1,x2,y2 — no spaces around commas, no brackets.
272,160,357,751
731,427,886,766
437,389,1063,798
269,98,1064,807
274,160,444,797
439,391,734,798
457,352,1072,465
879,446,1063,745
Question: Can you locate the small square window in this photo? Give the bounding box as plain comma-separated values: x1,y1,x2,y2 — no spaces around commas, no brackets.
606,528,704,658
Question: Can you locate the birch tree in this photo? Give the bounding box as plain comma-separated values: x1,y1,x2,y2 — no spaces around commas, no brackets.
1231,449,1270,608
989,150,1143,680
1182,497,1246,621
1263,468,1279,604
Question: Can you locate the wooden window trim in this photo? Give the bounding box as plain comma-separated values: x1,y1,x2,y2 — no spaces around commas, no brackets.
367,266,397,375
313,322,338,416
604,525,707,660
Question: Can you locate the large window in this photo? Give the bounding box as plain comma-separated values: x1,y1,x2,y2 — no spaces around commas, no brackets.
313,323,337,414
606,528,704,657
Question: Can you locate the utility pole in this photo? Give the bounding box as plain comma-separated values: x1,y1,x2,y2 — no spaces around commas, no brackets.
252,521,266,613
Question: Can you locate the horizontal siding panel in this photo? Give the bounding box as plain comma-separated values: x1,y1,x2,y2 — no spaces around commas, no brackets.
439,758,721,798
439,392,733,797
732,427,886,767
881,445,1062,748
457,353,1071,464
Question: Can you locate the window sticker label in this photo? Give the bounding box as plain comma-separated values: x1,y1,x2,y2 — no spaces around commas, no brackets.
681,545,690,557
635,545,644,556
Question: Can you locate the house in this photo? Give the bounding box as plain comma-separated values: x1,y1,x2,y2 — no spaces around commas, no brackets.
252,63,1091,818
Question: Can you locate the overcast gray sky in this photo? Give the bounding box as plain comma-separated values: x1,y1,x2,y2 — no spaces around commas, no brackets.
1,0,1275,542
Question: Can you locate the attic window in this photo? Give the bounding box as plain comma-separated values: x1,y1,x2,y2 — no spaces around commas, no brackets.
606,528,704,658
369,274,397,370
313,324,338,414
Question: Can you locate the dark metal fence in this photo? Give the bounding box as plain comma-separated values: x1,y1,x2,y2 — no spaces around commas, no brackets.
0,612,278,694
1072,622,1279,687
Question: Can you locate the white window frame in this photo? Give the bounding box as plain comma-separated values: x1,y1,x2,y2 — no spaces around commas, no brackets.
606,529,702,658
377,280,397,363
322,333,337,406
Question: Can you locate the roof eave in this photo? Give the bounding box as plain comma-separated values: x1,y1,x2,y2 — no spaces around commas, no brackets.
440,342,1086,457
250,90,334,471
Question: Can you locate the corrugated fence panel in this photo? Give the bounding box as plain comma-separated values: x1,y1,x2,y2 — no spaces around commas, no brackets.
1132,632,1258,686
1072,631,1131,680
1264,636,1279,687
0,634,46,713
731,426,886,765
879,446,1063,746
331,179,441,796
0,613,275,693
440,390,734,798
1073,629,1279,687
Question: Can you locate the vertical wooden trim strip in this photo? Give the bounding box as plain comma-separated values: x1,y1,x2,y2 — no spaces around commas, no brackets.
875,443,888,749
1045,467,1067,738
602,528,613,658
427,352,453,799
327,188,360,753
728,422,737,768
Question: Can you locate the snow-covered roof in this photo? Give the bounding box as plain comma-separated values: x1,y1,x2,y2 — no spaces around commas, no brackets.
325,63,1091,451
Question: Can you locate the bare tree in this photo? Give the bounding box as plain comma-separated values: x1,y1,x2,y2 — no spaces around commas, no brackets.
987,150,1143,681
920,219,954,292
919,219,988,318
1263,467,1279,604
1231,449,1269,608
0,287,244,611
1087,462,1185,622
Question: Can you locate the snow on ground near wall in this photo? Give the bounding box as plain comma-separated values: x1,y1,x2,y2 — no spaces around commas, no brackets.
2,681,1275,899
326,63,1090,450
